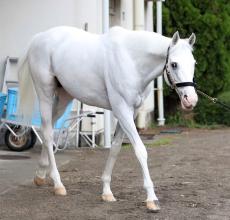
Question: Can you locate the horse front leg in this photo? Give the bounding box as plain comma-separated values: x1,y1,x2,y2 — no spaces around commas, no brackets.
101,122,125,202
113,104,160,212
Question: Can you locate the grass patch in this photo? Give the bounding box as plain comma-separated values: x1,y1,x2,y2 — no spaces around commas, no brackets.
168,121,226,129
187,123,226,129
122,137,173,149
122,143,132,149
147,137,172,147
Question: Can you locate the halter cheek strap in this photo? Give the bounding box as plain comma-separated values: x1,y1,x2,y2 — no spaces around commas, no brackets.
163,46,196,90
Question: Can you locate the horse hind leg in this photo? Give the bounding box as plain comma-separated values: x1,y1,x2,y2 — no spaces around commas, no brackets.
32,70,66,195
34,146,49,186
42,101,66,195
34,87,72,187
101,122,125,202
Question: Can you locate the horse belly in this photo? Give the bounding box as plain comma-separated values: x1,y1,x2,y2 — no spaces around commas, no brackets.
53,60,111,109
60,76,111,109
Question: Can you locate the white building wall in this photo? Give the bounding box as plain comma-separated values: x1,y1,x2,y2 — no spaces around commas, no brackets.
0,0,104,133
0,0,103,86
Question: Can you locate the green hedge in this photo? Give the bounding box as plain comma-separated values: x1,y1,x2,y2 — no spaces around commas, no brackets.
195,91,230,126
160,0,230,125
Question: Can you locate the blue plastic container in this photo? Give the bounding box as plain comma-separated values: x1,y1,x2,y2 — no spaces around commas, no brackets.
31,103,42,126
54,102,73,129
6,88,18,120
0,92,7,118
6,87,73,128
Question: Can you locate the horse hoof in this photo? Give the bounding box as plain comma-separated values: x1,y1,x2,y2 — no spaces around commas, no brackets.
54,186,67,196
146,200,161,213
102,194,116,202
34,176,46,186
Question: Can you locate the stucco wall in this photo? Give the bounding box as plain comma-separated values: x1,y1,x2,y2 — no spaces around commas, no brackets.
0,0,102,87
0,0,105,134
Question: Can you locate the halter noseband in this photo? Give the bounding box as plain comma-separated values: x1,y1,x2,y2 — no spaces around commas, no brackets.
163,46,196,90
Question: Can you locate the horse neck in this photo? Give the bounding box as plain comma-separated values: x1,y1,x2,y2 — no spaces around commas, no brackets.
123,31,171,90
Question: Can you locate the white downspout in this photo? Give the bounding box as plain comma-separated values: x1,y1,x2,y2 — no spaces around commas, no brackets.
134,0,145,30
136,0,155,129
146,1,154,32
156,0,165,126
103,0,111,148
120,0,133,30
134,0,145,129
145,0,155,117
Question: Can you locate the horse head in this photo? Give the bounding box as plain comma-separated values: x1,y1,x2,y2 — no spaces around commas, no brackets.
164,31,198,111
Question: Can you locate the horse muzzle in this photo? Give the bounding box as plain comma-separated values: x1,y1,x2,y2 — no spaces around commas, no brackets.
181,94,198,111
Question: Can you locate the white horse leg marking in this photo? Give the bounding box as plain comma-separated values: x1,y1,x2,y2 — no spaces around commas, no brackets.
101,123,124,202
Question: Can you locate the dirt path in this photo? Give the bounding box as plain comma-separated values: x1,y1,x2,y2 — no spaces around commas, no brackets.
0,129,230,220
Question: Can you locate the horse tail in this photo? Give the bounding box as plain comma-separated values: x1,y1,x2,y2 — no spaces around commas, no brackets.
18,51,37,124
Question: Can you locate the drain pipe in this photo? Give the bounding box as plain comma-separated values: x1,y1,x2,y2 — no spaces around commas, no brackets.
156,0,165,126
120,0,133,29
103,0,111,148
134,0,145,30
134,0,146,129
136,0,155,129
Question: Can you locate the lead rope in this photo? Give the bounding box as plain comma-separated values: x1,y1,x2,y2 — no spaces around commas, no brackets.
196,89,230,111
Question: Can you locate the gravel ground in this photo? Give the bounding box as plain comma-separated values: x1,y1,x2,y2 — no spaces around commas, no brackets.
0,128,230,220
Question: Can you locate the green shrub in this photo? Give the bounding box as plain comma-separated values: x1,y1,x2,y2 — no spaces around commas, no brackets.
194,91,230,126
160,0,230,125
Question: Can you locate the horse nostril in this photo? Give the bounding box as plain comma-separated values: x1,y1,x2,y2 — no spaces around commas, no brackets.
184,95,188,100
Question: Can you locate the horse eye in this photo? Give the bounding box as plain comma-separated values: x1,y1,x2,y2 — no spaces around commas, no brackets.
171,62,177,69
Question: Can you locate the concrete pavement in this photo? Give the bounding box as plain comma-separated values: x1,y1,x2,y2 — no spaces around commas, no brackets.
0,145,77,195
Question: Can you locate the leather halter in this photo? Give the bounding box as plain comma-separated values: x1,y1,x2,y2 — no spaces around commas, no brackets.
163,46,196,90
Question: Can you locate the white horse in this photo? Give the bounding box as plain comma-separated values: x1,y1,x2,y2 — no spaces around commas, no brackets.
18,26,198,212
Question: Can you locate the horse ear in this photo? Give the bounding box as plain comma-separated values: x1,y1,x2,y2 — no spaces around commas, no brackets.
171,31,180,46
188,33,196,46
